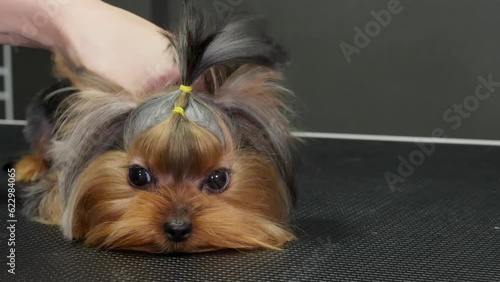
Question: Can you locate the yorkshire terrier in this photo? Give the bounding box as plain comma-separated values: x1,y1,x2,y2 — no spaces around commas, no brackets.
14,4,296,253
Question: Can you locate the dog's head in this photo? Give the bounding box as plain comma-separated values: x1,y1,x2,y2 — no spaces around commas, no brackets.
58,4,296,253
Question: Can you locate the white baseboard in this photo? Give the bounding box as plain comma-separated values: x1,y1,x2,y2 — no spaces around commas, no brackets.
2,120,500,146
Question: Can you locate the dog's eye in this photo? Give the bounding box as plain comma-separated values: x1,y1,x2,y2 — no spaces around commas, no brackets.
128,165,153,188
203,169,231,193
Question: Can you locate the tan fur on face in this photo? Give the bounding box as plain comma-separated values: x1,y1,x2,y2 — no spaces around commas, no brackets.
131,116,224,180
70,151,134,240
70,118,293,253
188,153,294,251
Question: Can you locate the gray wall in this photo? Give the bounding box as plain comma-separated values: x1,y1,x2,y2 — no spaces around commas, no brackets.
0,46,53,120
10,48,53,121
163,0,500,140
8,0,500,140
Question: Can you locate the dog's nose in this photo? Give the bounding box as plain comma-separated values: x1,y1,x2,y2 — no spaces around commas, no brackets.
163,221,192,242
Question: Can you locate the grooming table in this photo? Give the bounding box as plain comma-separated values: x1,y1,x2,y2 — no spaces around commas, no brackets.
1,124,499,281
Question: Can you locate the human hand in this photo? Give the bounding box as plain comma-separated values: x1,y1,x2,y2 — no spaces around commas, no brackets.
0,0,179,94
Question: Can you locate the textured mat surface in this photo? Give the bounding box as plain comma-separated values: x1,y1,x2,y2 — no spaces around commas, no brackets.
0,125,499,281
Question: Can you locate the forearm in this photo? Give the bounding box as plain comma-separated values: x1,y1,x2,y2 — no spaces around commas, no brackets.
0,0,177,94
0,0,93,49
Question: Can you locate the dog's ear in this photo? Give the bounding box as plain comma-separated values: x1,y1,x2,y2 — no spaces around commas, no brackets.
52,53,123,94
214,65,297,202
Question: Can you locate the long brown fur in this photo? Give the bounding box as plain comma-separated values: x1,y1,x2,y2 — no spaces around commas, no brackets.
69,116,293,252
74,159,294,252
33,173,62,225
14,154,47,183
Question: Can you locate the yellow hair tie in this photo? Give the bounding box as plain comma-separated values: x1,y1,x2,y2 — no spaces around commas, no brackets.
179,84,193,93
173,107,185,117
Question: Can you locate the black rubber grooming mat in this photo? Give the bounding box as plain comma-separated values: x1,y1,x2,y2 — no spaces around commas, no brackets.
0,124,499,281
